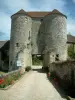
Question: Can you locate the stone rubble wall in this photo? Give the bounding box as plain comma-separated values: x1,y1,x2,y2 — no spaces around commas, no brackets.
49,60,75,87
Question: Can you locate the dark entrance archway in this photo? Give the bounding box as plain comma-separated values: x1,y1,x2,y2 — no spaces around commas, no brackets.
32,54,43,66
32,54,49,73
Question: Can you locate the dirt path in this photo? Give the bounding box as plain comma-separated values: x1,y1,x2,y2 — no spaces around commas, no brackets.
0,66,66,100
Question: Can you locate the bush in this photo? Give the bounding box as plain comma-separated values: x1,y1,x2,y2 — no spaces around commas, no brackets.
25,66,31,72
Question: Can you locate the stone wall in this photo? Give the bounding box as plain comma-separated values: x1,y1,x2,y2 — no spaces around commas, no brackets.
43,52,56,68
31,17,42,54
38,21,45,54
49,60,75,88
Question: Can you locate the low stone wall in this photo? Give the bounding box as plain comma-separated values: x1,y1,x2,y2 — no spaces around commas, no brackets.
0,68,23,79
49,60,75,89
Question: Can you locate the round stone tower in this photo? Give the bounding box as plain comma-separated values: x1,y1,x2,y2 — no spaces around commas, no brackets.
42,9,67,67
9,9,32,71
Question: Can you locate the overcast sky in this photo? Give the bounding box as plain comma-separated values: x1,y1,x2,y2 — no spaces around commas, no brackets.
0,0,75,40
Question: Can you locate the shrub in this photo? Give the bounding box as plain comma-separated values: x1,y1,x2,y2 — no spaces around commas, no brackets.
25,66,31,72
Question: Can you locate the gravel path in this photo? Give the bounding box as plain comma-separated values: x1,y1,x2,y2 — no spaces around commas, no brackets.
0,66,66,100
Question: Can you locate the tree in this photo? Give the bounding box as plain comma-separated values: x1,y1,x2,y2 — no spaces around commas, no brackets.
68,44,75,59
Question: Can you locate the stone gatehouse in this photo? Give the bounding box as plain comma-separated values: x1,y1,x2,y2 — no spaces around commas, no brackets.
8,9,67,71
0,9,75,72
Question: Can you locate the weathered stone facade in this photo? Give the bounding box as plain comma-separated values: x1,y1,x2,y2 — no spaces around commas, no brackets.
9,14,32,71
9,9,67,71
49,60,75,89
31,17,41,54
41,14,67,67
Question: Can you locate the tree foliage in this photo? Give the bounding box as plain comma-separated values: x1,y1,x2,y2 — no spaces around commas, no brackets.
32,55,42,65
68,44,75,59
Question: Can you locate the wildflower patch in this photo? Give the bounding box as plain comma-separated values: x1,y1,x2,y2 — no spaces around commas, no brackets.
0,69,24,89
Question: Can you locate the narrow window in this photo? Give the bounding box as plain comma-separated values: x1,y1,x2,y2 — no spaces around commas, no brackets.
41,19,43,21
53,55,54,57
27,43,30,49
56,54,59,57
55,54,59,61
28,31,31,40
16,43,19,47
31,42,33,46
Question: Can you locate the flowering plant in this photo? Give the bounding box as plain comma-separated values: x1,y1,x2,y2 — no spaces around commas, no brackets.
0,79,4,84
0,70,23,88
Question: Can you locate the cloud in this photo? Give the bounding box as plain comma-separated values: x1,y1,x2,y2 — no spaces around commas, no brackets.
2,0,66,12
0,32,5,36
2,0,32,13
0,0,67,40
0,32,9,40
72,0,75,3
0,0,75,40
0,11,10,40
0,0,32,40
38,0,66,12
